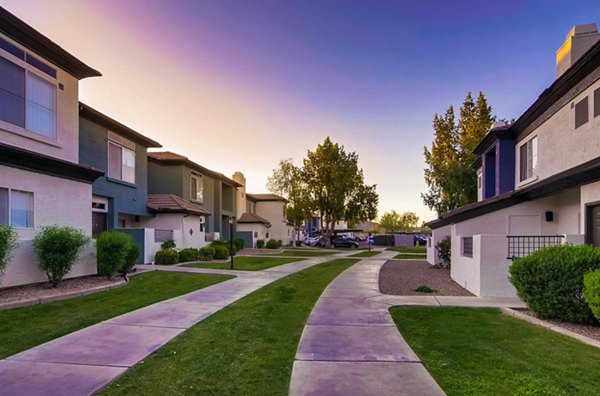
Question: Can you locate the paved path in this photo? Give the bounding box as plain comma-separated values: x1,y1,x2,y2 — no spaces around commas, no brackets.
0,254,351,396
289,251,524,396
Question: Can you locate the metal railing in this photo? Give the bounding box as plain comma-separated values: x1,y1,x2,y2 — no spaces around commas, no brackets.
507,235,564,260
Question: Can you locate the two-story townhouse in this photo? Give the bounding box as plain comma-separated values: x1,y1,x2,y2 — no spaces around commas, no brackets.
147,151,241,247
79,103,162,236
427,23,600,298
0,8,103,287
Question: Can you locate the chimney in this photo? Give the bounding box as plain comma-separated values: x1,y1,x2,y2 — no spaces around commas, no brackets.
556,23,600,78
232,171,246,219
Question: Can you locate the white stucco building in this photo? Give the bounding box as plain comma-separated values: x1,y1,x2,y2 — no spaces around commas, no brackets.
427,23,600,297
0,8,103,287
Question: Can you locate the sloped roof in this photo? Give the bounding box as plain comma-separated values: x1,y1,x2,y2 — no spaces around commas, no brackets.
246,193,286,202
147,194,211,216
148,151,242,187
79,103,162,148
0,7,101,79
238,212,271,225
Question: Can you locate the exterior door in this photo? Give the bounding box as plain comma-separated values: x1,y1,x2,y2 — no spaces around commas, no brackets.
92,212,107,237
590,205,600,246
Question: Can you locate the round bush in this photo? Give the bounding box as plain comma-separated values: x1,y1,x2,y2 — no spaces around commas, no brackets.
155,249,179,265
234,238,245,251
256,239,265,249
436,235,451,268
509,245,600,323
32,226,90,287
0,225,18,281
123,243,140,273
96,231,134,279
213,245,229,260
160,239,176,250
266,239,281,249
584,269,600,321
178,248,199,263
198,246,215,261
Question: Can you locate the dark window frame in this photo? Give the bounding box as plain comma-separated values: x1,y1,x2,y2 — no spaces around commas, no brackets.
575,96,589,128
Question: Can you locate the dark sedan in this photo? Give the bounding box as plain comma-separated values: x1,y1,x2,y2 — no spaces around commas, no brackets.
331,238,360,248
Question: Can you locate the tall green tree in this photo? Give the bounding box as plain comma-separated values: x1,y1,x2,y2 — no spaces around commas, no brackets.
422,92,495,216
380,210,402,233
303,137,378,247
267,159,311,247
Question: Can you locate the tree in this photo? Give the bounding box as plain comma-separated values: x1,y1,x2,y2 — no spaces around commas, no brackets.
267,159,311,247
422,92,495,216
380,210,402,233
399,211,419,231
303,137,378,247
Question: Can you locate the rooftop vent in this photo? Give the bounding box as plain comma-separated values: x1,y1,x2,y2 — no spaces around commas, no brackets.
556,23,600,78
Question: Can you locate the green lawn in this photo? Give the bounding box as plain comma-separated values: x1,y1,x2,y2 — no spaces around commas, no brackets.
387,246,426,253
0,271,232,359
184,256,304,270
394,253,427,260
390,307,600,395
349,250,380,258
101,258,357,395
261,250,339,257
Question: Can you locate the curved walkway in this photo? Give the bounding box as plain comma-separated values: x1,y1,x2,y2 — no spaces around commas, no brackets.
289,251,524,395
0,255,348,396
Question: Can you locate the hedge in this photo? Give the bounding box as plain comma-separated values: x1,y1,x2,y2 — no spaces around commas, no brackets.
178,248,199,263
155,249,179,265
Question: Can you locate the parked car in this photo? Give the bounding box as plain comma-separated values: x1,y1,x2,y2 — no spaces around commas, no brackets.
304,235,322,246
331,237,360,248
414,236,428,246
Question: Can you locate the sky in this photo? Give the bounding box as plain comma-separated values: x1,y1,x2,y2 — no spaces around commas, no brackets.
3,0,600,223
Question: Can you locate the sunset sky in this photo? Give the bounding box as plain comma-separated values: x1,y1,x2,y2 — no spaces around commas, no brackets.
4,0,600,222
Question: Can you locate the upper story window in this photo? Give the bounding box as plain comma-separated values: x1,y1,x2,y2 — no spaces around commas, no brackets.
519,136,538,182
107,132,135,184
0,187,34,228
190,172,203,203
575,96,589,128
0,37,57,139
594,88,600,118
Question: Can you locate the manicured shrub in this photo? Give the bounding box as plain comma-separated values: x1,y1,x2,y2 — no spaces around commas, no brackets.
436,235,451,268
213,245,230,260
198,246,215,261
161,239,176,250
266,239,282,249
584,269,600,321
234,238,245,251
97,231,135,279
256,239,265,249
32,226,90,287
123,243,140,273
0,225,18,281
509,245,600,323
155,249,179,265
178,248,199,263
210,240,226,247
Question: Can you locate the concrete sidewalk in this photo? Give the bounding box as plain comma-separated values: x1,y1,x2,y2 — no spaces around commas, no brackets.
289,251,524,396
0,256,338,396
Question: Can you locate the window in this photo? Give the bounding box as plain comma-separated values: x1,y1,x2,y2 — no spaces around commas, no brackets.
594,88,600,118
108,139,135,184
154,229,173,243
190,173,203,202
0,188,33,228
0,40,57,139
575,97,589,128
519,136,537,182
462,237,473,258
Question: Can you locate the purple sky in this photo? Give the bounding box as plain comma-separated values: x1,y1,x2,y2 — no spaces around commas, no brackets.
4,0,600,222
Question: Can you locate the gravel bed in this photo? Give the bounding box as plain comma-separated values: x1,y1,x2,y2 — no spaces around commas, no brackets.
520,309,600,342
0,275,125,304
379,259,473,296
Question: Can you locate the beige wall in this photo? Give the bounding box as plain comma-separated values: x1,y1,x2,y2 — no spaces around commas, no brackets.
0,166,96,288
137,213,208,250
0,33,80,163
516,77,600,189
255,200,293,245
236,223,268,247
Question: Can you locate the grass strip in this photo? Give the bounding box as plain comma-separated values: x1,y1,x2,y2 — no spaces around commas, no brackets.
394,253,426,260
184,256,303,270
387,247,426,253
0,271,232,359
263,250,339,257
349,250,380,258
390,307,600,395
101,258,357,395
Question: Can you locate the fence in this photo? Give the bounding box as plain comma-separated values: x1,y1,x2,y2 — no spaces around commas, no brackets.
506,235,564,260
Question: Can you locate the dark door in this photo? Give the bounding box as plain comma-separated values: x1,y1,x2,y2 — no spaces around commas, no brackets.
590,205,600,246
92,212,107,237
